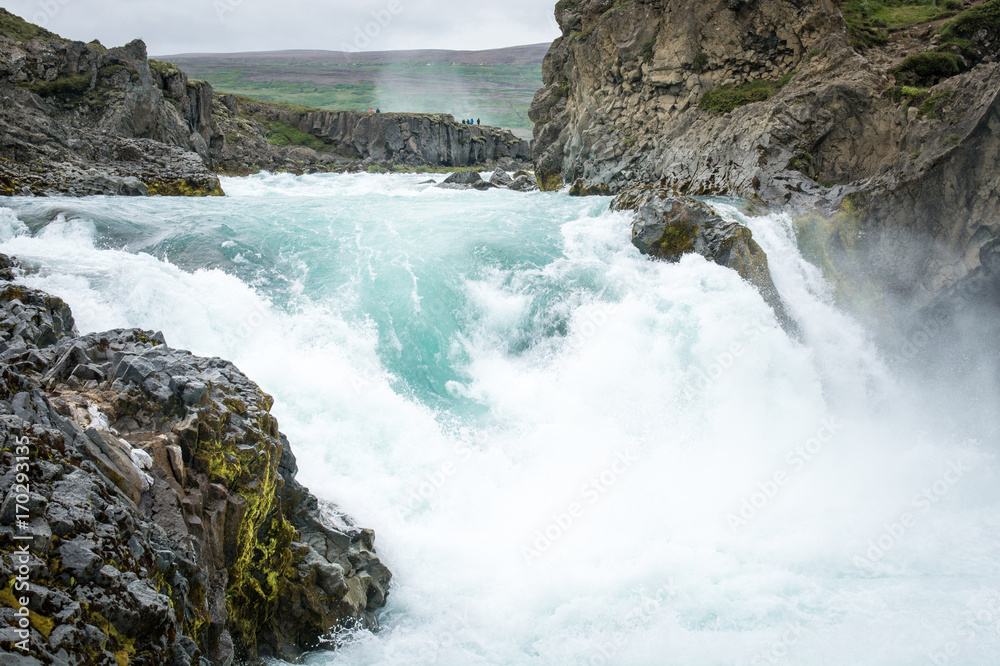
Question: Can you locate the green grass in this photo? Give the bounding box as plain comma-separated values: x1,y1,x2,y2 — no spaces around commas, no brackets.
261,119,329,150
699,74,794,114
895,51,961,84
17,73,92,99
0,8,57,42
842,0,959,50
174,60,541,135
940,0,1000,59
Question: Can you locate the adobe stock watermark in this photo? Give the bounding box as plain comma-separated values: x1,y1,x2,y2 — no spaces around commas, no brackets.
690,322,767,395
852,459,970,572
401,438,476,517
586,580,679,665
413,609,482,664
926,591,1000,665
219,303,268,352
339,1,405,53
522,450,636,565
750,622,805,666
566,300,619,353
31,0,71,27
726,417,842,532
6,434,35,654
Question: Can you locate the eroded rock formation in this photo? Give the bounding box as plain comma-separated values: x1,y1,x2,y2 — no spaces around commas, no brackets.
531,0,1000,331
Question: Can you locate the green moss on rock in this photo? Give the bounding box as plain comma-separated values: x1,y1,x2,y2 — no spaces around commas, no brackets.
146,178,226,197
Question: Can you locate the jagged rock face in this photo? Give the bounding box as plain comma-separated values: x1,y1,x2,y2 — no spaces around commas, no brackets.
0,8,222,197
530,0,842,194
531,0,1000,326
211,95,532,175
0,255,390,665
611,187,793,329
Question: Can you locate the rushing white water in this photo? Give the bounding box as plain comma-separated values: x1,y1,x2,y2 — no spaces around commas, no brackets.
2,174,998,665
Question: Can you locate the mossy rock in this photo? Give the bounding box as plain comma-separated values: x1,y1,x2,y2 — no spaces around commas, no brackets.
895,51,961,87
536,167,564,192
146,178,226,197
940,0,1000,62
18,73,93,100
568,179,612,196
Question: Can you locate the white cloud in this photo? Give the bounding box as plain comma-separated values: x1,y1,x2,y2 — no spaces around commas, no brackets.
2,0,561,55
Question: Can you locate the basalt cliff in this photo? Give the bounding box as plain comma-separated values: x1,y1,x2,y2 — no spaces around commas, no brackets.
0,8,530,197
0,254,391,665
531,0,1000,340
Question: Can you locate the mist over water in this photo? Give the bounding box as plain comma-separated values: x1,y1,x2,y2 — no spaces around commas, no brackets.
2,174,998,665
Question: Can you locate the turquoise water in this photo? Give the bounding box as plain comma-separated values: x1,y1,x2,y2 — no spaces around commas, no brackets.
2,173,999,665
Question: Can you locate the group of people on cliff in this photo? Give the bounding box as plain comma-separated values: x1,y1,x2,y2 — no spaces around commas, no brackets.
461,118,480,125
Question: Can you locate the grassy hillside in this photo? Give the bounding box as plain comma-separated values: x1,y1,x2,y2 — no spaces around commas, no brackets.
163,46,548,138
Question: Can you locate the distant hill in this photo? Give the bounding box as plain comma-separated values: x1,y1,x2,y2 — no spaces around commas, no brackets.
159,44,550,138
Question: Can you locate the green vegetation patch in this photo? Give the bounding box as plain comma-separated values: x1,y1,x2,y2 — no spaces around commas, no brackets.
555,0,584,11
940,0,1000,59
895,51,961,86
17,73,92,99
262,119,328,150
699,74,794,114
884,85,952,118
0,8,58,42
842,0,959,50
149,59,183,78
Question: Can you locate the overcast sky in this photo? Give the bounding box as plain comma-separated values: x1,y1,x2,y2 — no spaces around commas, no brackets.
2,0,561,55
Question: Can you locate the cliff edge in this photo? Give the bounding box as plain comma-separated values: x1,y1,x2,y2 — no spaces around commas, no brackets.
530,0,1000,332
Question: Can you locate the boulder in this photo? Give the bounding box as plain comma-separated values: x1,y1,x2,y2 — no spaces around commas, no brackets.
612,187,795,331
489,168,514,187
509,175,539,192
436,171,483,189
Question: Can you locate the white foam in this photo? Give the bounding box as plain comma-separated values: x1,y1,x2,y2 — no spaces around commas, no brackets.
2,178,997,666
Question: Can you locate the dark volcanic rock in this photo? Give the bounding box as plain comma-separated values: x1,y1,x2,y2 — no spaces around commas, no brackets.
0,254,391,665
437,170,484,189
612,187,794,330
528,0,1000,332
0,9,223,197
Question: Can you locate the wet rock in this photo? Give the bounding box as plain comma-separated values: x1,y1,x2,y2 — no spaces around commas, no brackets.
612,188,795,331
57,537,103,583
0,252,391,664
509,175,539,192
437,170,484,189
489,168,514,187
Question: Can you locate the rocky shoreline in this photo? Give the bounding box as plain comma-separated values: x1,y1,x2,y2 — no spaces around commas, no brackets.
0,8,531,198
0,254,390,665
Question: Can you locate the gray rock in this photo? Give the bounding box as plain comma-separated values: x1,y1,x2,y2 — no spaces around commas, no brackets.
612,188,795,332
56,538,102,583
489,168,514,187
508,174,539,192
438,171,483,187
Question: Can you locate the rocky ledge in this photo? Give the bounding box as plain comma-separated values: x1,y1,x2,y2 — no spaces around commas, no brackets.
0,254,390,665
212,95,532,176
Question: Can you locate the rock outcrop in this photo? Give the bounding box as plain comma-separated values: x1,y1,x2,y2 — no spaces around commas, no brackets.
210,95,532,176
0,10,223,197
0,8,533,196
0,254,390,665
612,187,793,328
530,0,1000,332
